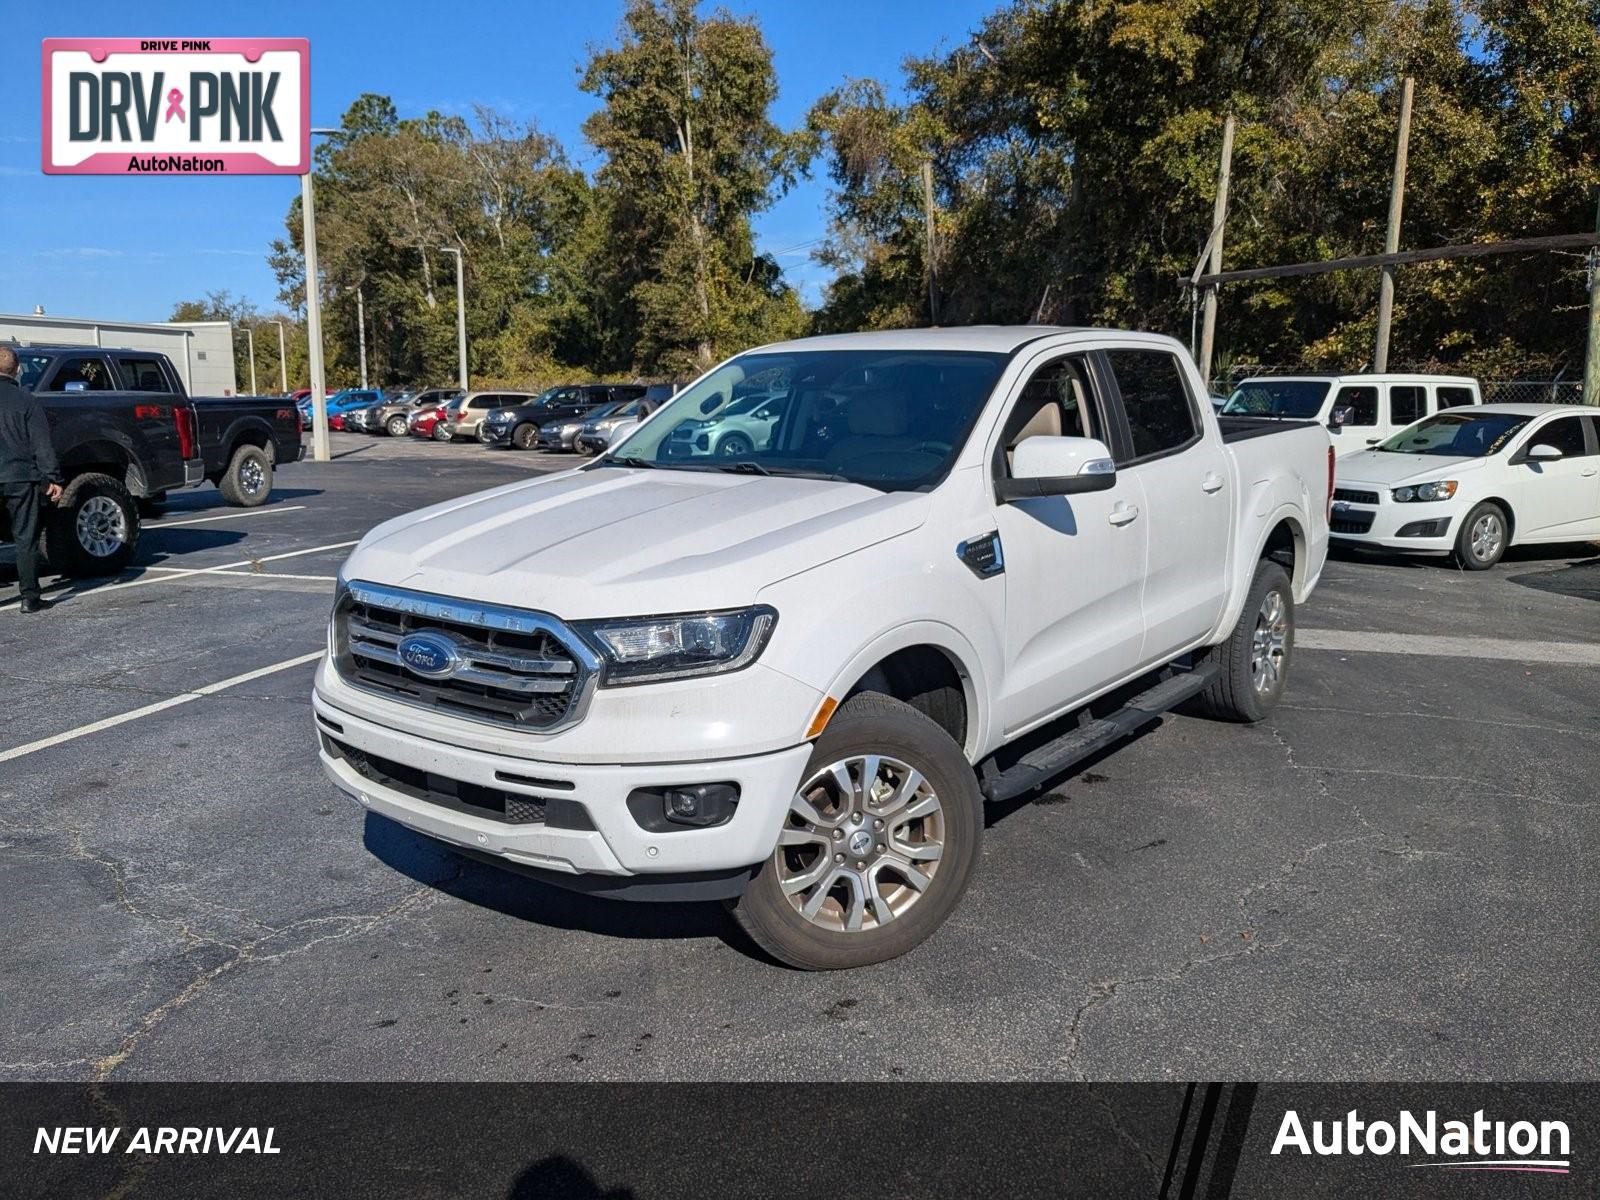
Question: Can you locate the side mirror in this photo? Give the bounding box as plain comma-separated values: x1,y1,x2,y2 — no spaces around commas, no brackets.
1525,443,1564,462
996,435,1117,503
1328,405,1354,430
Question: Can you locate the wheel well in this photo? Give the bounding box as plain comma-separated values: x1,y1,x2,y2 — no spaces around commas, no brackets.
1262,519,1301,588
229,427,273,462
60,442,137,493
844,645,967,747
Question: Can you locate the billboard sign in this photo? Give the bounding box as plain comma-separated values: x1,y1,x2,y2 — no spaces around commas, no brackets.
43,38,309,175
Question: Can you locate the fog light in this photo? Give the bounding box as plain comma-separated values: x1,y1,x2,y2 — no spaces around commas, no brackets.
626,783,740,831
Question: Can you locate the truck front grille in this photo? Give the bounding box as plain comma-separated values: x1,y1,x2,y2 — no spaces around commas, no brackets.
332,581,600,732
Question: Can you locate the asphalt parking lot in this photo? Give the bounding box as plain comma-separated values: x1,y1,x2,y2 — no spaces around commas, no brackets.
2,433,1597,1083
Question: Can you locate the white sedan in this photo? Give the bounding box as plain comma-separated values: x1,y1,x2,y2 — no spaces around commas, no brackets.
1331,403,1599,569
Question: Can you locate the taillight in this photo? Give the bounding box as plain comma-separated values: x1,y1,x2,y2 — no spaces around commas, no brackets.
1326,446,1335,521
174,405,198,461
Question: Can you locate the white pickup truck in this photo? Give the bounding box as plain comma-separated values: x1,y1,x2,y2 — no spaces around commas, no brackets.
314,327,1332,969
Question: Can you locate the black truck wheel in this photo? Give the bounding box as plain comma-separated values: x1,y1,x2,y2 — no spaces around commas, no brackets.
43,473,141,577
218,444,273,507
729,693,982,970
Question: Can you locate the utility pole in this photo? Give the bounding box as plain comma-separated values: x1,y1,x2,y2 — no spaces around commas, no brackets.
354,285,368,390
303,126,338,463
1197,113,1235,389
237,325,257,395
440,247,468,390
270,320,287,393
1373,76,1414,374
1585,187,1600,405
921,162,939,325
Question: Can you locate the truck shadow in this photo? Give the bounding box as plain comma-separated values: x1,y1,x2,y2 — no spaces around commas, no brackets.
147,486,323,517
1328,540,1599,572
1506,553,1600,603
361,812,734,944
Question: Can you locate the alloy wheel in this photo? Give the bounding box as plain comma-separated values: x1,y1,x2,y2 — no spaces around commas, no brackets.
774,754,945,933
76,495,128,559
1250,588,1289,696
1470,512,1504,563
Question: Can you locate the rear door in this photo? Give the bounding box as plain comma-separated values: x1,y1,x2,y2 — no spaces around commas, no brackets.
1512,414,1600,538
1101,345,1230,662
989,350,1149,733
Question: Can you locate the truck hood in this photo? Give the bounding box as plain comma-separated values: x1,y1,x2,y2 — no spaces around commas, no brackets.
1337,451,1486,488
345,466,928,618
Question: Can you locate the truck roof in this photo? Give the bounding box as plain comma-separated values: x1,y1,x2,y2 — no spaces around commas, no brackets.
754,325,1097,355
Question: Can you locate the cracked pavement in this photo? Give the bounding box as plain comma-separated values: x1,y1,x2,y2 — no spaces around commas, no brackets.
2,435,1598,1081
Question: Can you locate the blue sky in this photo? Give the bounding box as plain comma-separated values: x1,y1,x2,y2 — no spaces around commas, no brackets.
2,0,996,322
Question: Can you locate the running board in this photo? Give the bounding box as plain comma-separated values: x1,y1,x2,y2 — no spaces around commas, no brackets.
979,663,1220,804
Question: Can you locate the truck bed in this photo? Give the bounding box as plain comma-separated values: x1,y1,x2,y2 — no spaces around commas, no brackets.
1216,415,1320,443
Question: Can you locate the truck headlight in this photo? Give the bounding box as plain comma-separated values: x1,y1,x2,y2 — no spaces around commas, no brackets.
577,607,777,685
1393,480,1458,502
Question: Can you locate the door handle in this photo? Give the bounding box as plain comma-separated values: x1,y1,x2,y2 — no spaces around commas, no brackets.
1365,437,1381,445
1582,468,1598,478
1108,504,1140,527
1201,472,1225,493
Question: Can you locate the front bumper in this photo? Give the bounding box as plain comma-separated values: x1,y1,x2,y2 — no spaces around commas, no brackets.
481,422,514,445
314,689,811,880
1330,492,1458,552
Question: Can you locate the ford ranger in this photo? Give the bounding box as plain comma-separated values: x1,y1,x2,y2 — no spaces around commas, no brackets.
313,327,1331,969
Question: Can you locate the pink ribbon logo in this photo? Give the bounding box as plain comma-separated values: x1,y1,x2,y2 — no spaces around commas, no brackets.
164,88,185,123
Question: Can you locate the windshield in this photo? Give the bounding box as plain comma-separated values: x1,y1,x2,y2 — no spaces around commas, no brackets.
1221,380,1333,419
579,401,623,424
606,348,1009,491
1377,411,1531,457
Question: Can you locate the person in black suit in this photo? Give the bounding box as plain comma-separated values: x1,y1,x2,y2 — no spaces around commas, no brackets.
0,345,64,613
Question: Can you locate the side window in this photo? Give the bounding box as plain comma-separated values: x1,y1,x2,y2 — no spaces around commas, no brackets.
1104,349,1198,461
998,355,1098,471
1437,386,1474,410
116,357,172,393
1335,386,1377,427
45,355,116,392
1532,417,1591,458
1389,385,1425,427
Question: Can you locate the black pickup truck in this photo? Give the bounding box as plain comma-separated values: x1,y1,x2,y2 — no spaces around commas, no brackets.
2,346,302,575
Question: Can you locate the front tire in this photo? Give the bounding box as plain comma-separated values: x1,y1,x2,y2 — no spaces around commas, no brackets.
386,415,410,437
730,693,981,970
1190,558,1294,723
42,473,141,577
1454,501,1507,570
512,424,539,451
717,432,754,458
218,444,273,507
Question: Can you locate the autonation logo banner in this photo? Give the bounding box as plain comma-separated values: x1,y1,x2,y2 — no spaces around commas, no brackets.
42,38,309,175
1273,1107,1572,1175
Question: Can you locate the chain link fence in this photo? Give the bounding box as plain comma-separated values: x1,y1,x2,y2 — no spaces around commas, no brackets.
1210,364,1589,405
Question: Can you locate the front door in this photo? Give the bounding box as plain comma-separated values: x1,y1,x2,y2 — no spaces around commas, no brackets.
991,352,1149,735
1513,414,1600,538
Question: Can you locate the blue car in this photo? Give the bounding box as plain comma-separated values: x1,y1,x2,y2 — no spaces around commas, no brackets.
298,388,383,430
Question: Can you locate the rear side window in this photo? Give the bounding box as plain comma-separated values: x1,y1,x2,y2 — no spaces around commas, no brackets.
1437,386,1474,409
1334,386,1377,427
1105,350,1198,460
1389,385,1425,427
45,355,116,392
117,357,172,393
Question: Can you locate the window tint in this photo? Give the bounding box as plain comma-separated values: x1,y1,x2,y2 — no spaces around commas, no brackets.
1437,386,1474,409
1532,417,1591,458
47,356,115,392
116,357,172,393
1389,385,1425,427
1334,386,1377,427
1106,350,1197,460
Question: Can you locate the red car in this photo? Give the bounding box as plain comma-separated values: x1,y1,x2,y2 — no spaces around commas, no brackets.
409,404,451,438
329,412,349,431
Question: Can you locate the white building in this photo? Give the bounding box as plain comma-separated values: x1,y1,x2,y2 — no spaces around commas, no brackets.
0,311,238,395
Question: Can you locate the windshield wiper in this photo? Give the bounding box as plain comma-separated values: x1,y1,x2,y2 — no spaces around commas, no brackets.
605,455,658,469
712,460,772,476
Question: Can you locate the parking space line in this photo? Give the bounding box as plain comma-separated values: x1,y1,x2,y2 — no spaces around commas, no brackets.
0,650,324,764
0,541,359,610
1299,628,1600,666
144,505,307,529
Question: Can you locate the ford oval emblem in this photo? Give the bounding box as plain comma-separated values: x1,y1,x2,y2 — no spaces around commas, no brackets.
397,631,460,679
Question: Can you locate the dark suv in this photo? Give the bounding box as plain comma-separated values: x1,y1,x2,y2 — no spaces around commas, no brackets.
480,384,647,451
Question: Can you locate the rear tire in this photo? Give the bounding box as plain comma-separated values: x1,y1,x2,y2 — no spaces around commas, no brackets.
512,424,539,451
1190,558,1294,723
1454,501,1507,570
433,426,453,443
43,473,140,577
218,444,273,507
729,693,982,970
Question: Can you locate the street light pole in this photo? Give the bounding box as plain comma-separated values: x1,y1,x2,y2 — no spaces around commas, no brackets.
237,325,257,395
269,320,288,394
303,126,339,462
439,246,468,391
